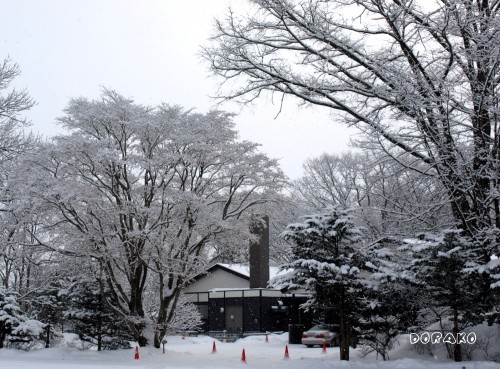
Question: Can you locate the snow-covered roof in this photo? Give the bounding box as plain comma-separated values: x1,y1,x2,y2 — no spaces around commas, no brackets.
216,263,286,280
184,263,294,294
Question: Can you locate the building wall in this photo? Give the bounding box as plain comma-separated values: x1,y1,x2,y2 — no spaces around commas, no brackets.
184,268,249,293
182,264,313,334
201,289,311,333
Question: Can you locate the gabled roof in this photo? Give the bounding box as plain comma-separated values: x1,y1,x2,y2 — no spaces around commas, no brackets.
215,263,285,280
187,263,250,286
208,263,251,280
187,263,286,285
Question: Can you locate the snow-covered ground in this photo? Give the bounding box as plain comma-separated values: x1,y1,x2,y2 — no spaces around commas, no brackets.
0,333,499,369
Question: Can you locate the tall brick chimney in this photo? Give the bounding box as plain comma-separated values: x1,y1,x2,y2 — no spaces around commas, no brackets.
249,215,270,289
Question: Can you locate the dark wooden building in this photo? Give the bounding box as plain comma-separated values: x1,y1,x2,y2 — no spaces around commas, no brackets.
183,216,311,335
184,264,310,334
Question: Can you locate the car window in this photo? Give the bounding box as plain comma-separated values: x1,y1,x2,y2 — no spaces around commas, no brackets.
309,325,329,331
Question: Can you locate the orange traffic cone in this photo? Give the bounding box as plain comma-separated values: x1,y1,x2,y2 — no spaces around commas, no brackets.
212,341,217,354
284,345,290,359
322,340,327,353
134,345,140,360
241,348,247,363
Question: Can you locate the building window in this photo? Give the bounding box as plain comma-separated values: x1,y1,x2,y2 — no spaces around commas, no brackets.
197,304,208,320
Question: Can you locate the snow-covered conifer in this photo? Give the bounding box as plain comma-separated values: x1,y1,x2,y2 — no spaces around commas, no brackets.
0,287,43,349
62,277,132,350
401,231,493,361
273,206,365,361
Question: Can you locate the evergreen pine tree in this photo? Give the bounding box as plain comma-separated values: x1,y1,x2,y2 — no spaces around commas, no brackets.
356,283,417,360
0,288,23,348
63,278,132,350
273,206,365,361
31,278,68,348
403,231,492,362
349,237,419,361
0,287,44,349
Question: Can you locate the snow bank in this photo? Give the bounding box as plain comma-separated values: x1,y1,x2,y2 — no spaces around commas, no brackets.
0,331,499,369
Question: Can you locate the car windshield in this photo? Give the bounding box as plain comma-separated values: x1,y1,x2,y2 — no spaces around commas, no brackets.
308,325,330,331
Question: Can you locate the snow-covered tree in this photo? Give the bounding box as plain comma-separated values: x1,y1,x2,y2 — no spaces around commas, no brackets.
356,277,418,361
401,231,494,362
10,90,286,347
0,57,35,163
30,276,70,348
293,151,453,240
145,294,203,337
0,57,37,293
203,0,500,288
62,276,133,351
0,287,22,348
272,206,365,361
0,287,43,349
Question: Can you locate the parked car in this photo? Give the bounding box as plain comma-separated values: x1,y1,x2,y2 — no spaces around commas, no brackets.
301,325,338,347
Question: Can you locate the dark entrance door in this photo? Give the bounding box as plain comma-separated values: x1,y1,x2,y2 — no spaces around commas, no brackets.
225,305,243,334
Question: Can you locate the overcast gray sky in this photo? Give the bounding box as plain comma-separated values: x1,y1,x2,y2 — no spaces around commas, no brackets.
1,0,354,179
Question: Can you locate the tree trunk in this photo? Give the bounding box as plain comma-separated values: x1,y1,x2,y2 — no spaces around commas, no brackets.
153,283,181,348
45,323,50,348
339,287,350,361
127,321,148,347
154,327,165,349
452,307,462,362
97,275,103,351
0,326,5,348
105,259,148,346
97,315,102,352
339,313,350,360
